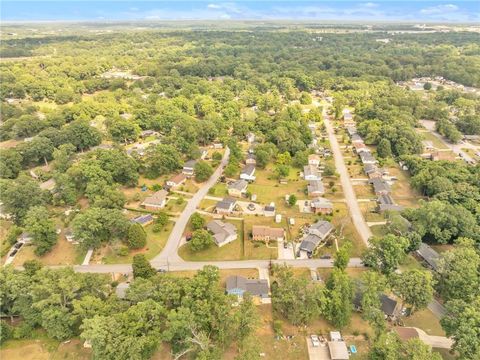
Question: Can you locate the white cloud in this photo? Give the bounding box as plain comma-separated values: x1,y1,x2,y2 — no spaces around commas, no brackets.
362,2,378,8
420,4,459,15
207,4,221,9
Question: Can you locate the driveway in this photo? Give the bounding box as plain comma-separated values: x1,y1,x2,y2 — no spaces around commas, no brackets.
322,108,372,246
306,337,330,360
151,147,230,264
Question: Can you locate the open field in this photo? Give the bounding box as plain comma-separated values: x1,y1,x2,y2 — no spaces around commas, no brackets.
169,268,259,286
403,309,446,336
0,337,91,360
417,130,449,150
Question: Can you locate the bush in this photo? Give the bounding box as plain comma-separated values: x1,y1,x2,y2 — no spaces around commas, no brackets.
189,229,214,252
0,321,13,344
191,212,206,230
194,161,214,182
150,184,162,191
273,320,283,336
212,151,222,161
13,323,33,340
116,246,129,257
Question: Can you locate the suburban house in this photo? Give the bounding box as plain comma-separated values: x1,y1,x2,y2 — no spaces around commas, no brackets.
343,109,353,122
370,178,391,195
308,154,321,167
377,194,403,212
39,178,56,192
353,293,401,320
364,164,383,179
240,164,256,181
303,165,321,181
299,220,334,256
359,152,377,165
251,226,285,242
350,133,363,143
245,153,256,165
307,180,325,197
328,331,350,360
246,132,255,143
227,179,248,197
263,203,276,217
141,190,168,211
206,220,237,247
215,198,237,214
166,173,187,189
226,275,269,299
310,197,333,214
115,282,130,299
131,214,154,226
353,142,370,154
182,160,197,177
346,126,357,136
416,243,440,271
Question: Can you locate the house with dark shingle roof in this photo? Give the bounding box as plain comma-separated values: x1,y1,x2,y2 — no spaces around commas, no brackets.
416,243,440,271
240,164,256,181
299,220,334,256
131,214,154,226
182,160,197,177
215,198,236,214
377,194,403,212
360,152,377,165
370,178,391,195
307,180,325,197
227,179,248,197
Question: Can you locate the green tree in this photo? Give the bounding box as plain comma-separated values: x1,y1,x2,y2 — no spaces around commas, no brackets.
0,175,46,224
325,268,354,328
153,212,169,232
333,242,351,271
194,161,213,182
127,223,147,249
190,230,214,252
52,143,76,173
322,162,336,177
144,144,182,179
435,238,480,302
360,271,387,337
299,92,312,105
107,118,140,144
377,138,393,158
132,254,156,279
63,120,102,151
25,206,57,256
392,270,434,313
0,149,22,179
288,194,297,207
362,235,409,274
191,213,206,231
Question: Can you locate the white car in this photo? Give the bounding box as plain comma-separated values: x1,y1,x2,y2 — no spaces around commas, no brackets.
310,335,320,347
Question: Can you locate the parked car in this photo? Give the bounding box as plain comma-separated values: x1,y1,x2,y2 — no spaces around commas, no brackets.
310,335,320,347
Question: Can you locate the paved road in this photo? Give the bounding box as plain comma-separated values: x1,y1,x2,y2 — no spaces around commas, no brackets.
322,111,372,246
151,147,230,264
420,119,475,163
72,258,364,274
410,327,453,349
428,298,447,319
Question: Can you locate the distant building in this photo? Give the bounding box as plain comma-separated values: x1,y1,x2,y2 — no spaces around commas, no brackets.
350,133,363,143
370,178,391,195
245,153,256,165
39,178,56,192
252,225,285,242
141,190,168,211
354,292,401,320
240,164,256,181
182,160,197,177
215,198,237,214
364,164,383,179
353,142,370,154
18,232,33,244
166,173,187,189
131,214,154,226
328,331,350,360
307,180,325,197
64,228,77,243
115,282,130,299
310,197,333,214
346,126,357,136
226,275,269,299
227,179,248,197
376,194,403,212
359,152,377,165
206,220,237,247
342,109,353,122
308,154,321,167
416,243,440,271
303,165,321,181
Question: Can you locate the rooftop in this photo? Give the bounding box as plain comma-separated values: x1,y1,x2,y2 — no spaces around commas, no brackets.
207,220,237,246
226,275,269,297
241,164,256,175
416,243,440,271
216,197,236,210
228,179,248,191
252,225,284,238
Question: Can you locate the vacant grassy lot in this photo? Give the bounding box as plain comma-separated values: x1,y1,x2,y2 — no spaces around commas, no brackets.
0,337,91,360
418,130,449,150
169,268,259,286
403,308,446,336
101,222,173,264
388,166,423,207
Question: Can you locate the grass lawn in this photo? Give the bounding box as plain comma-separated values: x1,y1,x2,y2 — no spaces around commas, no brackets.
164,197,187,214
178,220,245,261
12,236,85,266
399,255,424,272
353,185,376,199
370,224,388,237
0,337,91,360
209,182,228,197
198,198,217,211
388,166,423,207
403,308,446,336
101,222,173,264
419,131,450,150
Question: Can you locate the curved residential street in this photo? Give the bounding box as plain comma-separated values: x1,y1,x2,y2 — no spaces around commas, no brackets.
151,147,231,265
322,108,372,246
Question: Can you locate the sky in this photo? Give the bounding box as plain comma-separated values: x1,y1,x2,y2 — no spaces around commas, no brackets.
1,1,479,23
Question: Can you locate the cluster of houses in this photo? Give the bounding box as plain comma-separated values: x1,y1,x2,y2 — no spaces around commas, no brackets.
398,76,480,95
298,220,334,257
344,112,403,213
302,153,333,214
